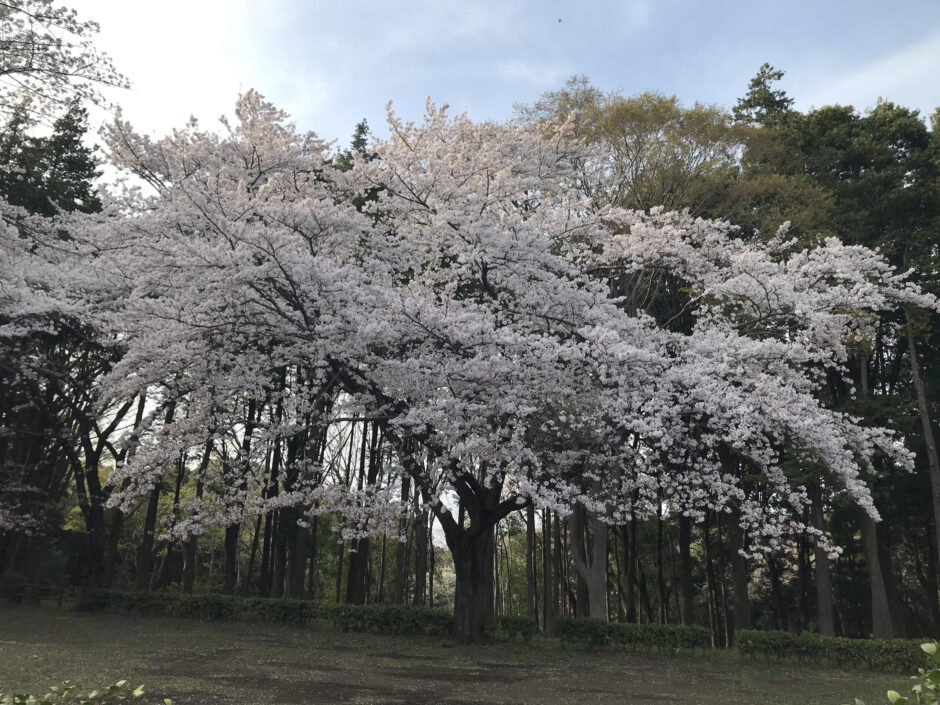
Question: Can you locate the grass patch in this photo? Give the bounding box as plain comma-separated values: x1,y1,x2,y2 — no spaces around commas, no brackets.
0,605,900,704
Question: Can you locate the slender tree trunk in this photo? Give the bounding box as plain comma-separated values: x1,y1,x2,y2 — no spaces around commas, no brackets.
730,515,751,637
553,512,563,619
243,513,262,596
624,522,637,623
703,512,720,647
860,511,894,638
134,485,161,592
809,484,835,636
679,515,694,625
526,506,536,620
656,492,666,624
413,497,429,607
428,515,435,608
542,509,555,632
182,440,211,594
307,515,319,600
906,315,940,599
393,476,412,604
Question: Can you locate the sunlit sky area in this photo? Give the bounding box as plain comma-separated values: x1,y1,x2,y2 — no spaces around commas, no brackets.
73,0,940,148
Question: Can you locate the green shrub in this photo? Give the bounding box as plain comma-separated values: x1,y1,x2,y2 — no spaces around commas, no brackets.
848,641,940,704
312,604,452,636
489,615,537,642
557,617,710,652
0,679,158,705
738,628,928,673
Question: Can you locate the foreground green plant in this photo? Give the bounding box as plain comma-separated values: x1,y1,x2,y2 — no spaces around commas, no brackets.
850,642,940,705
0,680,164,705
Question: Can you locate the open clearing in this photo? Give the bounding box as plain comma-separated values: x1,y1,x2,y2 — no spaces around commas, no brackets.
0,606,901,705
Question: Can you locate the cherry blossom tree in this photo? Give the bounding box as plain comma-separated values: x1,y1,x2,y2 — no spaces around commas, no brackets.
7,91,935,641
0,0,127,121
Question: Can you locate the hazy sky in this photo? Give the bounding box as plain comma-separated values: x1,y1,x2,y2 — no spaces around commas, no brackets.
72,0,940,148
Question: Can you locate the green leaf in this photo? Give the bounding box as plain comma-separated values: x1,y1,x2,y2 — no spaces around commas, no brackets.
887,691,907,705
923,643,937,655
132,686,144,698
163,699,173,705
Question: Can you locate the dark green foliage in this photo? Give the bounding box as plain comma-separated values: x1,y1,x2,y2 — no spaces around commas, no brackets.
75,591,541,642
76,591,313,625
489,615,537,642
737,629,929,673
557,616,711,652
0,100,101,216
732,63,795,126
313,603,453,636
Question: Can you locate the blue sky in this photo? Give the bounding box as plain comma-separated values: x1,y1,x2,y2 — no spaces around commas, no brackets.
74,0,940,147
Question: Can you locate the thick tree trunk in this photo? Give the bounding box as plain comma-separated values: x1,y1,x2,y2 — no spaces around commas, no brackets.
451,523,495,644
570,503,608,620
287,519,308,599
222,523,240,595
679,515,694,625
345,537,369,604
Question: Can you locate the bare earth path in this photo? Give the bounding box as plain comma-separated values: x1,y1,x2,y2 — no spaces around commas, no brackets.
0,606,898,705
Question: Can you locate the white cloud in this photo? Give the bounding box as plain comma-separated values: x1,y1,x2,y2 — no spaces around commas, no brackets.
796,29,940,118
493,59,570,87
71,0,253,134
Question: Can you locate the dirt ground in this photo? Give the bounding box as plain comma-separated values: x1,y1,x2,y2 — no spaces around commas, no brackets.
0,605,899,705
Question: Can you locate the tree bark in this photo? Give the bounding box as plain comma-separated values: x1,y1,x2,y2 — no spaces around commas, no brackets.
730,517,752,635
526,506,536,620
570,503,608,620
287,518,308,599
906,314,940,603
860,511,894,638
809,483,836,636
679,515,694,625
182,439,211,594
134,484,161,592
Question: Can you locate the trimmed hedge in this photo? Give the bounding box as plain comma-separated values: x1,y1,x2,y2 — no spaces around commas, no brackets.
490,615,537,642
557,616,711,652
78,590,313,624
78,591,542,642
312,603,452,636
737,629,930,673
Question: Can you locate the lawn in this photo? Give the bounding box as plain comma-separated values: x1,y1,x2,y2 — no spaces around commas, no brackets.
0,605,901,705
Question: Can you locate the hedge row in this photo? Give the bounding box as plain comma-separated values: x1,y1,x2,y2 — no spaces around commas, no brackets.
77,590,314,624
736,629,929,673
557,616,711,652
76,591,537,642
